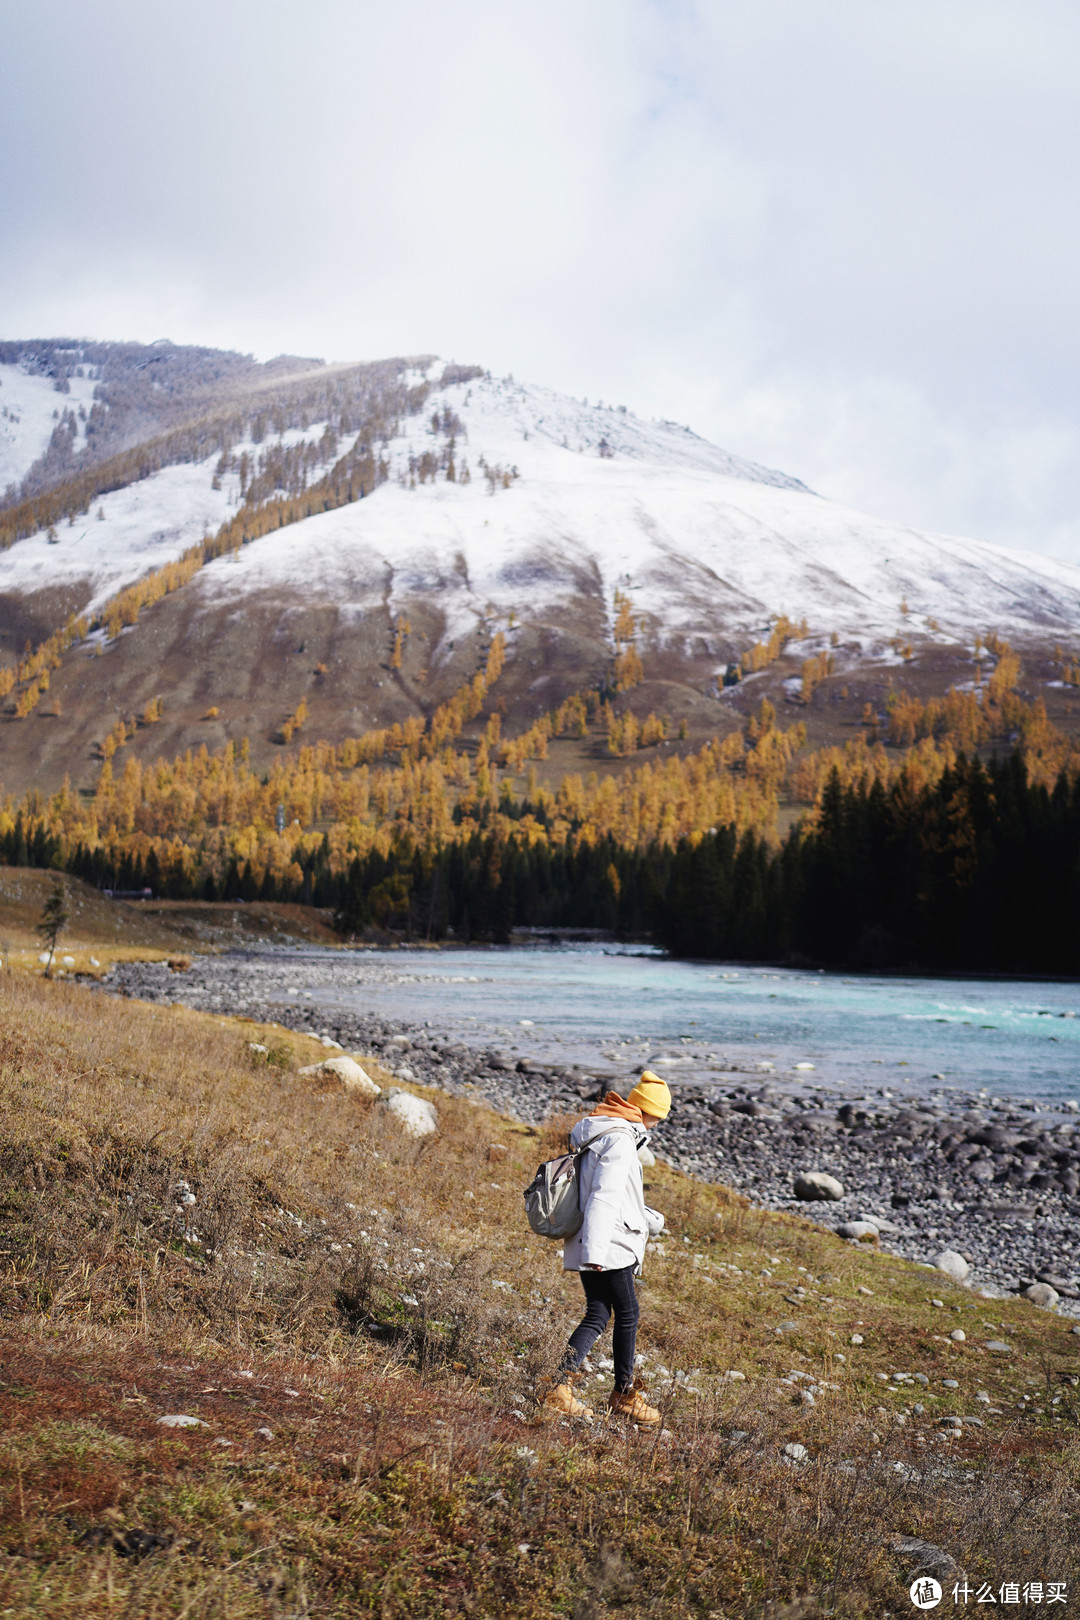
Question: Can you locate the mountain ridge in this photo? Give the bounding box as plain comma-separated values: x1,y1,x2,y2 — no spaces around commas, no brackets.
1,341,1079,800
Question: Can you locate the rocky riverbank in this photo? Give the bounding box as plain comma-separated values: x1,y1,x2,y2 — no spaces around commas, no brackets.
105,952,1080,1313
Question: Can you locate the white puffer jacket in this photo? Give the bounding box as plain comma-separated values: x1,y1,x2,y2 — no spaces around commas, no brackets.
561,1114,666,1273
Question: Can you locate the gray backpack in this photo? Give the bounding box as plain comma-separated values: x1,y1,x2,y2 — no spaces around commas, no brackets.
523,1147,588,1239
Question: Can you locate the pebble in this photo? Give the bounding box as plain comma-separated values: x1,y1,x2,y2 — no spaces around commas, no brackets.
156,1414,207,1428
783,1442,808,1461
950,1329,966,1342
850,1334,864,1345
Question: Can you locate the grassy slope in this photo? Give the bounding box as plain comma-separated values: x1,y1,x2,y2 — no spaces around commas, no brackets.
0,868,342,971
1,974,1078,1618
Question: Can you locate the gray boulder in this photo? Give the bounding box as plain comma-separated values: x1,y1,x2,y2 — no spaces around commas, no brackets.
890,1535,962,1577
793,1172,844,1201
381,1088,438,1138
837,1220,880,1244
1023,1281,1060,1309
856,1211,900,1232
934,1249,970,1284
299,1055,381,1096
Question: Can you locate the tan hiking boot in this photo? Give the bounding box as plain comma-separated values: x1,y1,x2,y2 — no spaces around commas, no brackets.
540,1380,592,1420
608,1379,661,1427
535,1372,592,1421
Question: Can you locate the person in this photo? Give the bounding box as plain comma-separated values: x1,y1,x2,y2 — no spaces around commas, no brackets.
541,1071,672,1426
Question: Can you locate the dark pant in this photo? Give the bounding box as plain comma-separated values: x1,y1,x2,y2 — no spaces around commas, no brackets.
560,1265,639,1392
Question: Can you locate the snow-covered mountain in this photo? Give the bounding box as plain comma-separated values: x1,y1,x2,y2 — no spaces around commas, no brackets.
2,347,1080,798
197,370,1080,653
3,360,1078,658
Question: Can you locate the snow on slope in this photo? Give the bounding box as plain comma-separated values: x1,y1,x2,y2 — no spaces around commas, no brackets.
0,422,346,618
0,363,99,493
0,460,239,615
193,373,1080,653
4,366,1080,657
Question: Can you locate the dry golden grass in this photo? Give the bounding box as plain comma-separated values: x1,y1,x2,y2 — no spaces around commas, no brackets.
0,868,344,974
1,972,1078,1616
0,866,194,963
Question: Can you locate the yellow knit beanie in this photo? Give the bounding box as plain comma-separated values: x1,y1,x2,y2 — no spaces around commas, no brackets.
626,1070,672,1121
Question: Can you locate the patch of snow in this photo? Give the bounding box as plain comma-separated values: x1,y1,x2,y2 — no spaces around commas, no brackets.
0,364,99,492
0,457,237,614
0,422,350,619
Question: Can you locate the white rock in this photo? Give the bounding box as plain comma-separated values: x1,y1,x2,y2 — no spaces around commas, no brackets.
1023,1281,1060,1309
837,1220,879,1243
61,955,75,968
850,1333,864,1345
934,1249,970,1284
90,957,100,967
156,1414,208,1428
249,1042,269,1055
381,1088,438,1137
37,952,50,965
856,1211,899,1233
950,1329,966,1342
793,1172,844,1201
298,1056,381,1096
782,1442,808,1461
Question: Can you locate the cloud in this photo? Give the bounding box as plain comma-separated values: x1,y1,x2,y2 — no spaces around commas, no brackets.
1,0,1078,559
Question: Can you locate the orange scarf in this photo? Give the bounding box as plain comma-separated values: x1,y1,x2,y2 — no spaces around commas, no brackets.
590,1091,644,1126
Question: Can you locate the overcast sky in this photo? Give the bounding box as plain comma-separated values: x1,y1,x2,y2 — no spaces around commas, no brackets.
2,0,1079,559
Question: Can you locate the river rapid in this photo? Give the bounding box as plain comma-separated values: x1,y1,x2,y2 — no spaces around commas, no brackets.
280,943,1080,1107
121,941,1080,1106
